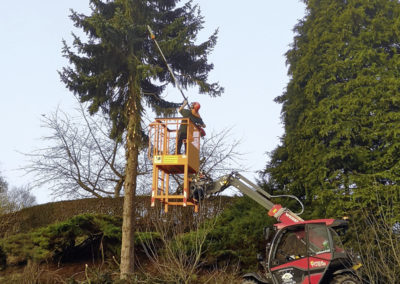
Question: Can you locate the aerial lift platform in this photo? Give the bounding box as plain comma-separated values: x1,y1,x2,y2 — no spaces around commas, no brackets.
148,117,202,212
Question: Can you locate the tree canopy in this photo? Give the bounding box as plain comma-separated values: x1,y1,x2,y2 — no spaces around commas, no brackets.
60,0,223,139
264,0,400,219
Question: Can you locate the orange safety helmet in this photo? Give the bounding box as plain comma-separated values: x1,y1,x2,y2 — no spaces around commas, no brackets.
191,102,201,112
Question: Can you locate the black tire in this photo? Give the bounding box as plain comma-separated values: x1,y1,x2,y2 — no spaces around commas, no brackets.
330,274,360,284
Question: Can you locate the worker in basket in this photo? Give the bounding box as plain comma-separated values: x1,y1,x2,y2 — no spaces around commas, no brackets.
177,99,206,154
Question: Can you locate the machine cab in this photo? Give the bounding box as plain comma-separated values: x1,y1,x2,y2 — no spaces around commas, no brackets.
267,222,346,284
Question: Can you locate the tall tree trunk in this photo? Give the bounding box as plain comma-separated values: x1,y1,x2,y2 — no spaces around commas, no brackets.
120,86,142,279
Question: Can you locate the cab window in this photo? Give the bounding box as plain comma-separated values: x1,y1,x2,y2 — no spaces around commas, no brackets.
274,227,307,264
307,224,331,255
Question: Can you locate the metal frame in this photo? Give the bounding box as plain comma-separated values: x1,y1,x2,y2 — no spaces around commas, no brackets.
148,117,201,212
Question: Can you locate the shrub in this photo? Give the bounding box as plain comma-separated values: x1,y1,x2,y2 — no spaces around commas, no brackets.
202,196,275,271
0,214,122,266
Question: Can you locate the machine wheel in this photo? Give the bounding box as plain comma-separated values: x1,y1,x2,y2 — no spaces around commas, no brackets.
330,274,360,284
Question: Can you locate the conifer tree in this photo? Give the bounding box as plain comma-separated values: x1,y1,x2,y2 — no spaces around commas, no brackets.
60,0,223,278
265,0,400,220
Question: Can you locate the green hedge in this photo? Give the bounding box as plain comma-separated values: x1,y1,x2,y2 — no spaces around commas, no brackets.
0,213,164,268
0,196,234,238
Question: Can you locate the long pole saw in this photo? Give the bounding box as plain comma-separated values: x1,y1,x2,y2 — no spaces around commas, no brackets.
147,25,188,102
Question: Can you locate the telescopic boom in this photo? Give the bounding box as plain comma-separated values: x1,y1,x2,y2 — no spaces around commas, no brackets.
192,172,304,225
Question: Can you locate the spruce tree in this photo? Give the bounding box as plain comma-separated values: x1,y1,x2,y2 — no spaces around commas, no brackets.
60,0,223,278
265,0,400,220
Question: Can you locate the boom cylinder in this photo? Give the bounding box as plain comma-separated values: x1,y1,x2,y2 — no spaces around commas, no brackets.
268,204,303,224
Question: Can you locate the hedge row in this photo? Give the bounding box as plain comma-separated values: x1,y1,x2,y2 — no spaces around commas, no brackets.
0,196,235,238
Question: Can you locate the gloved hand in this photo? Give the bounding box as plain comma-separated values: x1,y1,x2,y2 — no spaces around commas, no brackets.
182,99,188,108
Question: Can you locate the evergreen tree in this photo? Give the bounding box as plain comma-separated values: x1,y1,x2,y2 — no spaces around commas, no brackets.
60,0,223,278
265,0,400,220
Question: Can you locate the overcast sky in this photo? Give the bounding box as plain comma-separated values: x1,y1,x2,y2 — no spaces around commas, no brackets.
0,1,306,204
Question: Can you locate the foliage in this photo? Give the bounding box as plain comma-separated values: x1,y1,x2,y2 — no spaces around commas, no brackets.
264,0,400,219
0,200,242,282
0,201,233,260
0,198,123,238
0,196,234,239
201,196,275,271
0,214,122,266
0,212,168,268
261,2,400,282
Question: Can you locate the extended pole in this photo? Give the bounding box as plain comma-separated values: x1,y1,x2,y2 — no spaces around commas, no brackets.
147,25,188,102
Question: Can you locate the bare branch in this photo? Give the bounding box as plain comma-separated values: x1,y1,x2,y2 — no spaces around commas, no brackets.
21,106,127,199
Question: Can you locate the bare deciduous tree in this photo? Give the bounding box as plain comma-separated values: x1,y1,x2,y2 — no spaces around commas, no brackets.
138,211,218,284
25,103,245,201
199,127,247,178
6,185,37,212
22,104,144,199
0,171,36,214
353,199,400,284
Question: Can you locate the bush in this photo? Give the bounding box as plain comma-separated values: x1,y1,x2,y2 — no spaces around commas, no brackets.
0,198,126,238
202,196,275,271
0,214,122,266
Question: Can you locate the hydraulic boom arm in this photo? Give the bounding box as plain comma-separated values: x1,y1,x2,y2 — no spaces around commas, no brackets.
192,172,304,225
